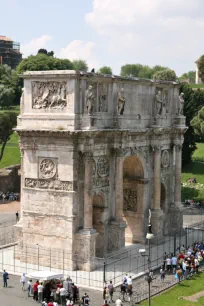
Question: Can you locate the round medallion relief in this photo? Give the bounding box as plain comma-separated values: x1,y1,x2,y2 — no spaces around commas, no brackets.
39,159,57,179
161,150,170,168
97,156,109,177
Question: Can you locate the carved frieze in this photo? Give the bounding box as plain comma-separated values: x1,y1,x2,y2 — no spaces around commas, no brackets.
161,150,170,168
97,156,109,177
92,177,109,188
25,178,77,191
32,81,67,109
123,189,137,212
39,158,57,179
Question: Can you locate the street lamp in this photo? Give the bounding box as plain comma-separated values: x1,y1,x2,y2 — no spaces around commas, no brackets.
139,210,154,306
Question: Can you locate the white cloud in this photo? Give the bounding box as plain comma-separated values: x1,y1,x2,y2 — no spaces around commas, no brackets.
21,35,52,57
85,0,204,75
59,40,99,70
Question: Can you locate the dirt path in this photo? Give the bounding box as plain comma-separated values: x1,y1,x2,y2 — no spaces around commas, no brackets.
0,201,20,213
183,291,204,302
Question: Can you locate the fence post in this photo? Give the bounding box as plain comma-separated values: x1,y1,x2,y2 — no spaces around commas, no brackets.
25,245,27,274
174,234,176,255
63,250,64,274
14,245,15,273
2,248,3,270
185,227,188,249
103,261,106,284
50,248,51,271
37,245,39,271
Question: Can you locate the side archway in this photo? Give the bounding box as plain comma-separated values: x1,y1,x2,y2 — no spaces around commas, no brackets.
123,155,145,243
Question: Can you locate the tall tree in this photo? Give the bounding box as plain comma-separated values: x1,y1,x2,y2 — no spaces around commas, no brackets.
16,53,73,74
0,65,16,108
198,55,204,82
182,85,204,165
98,66,112,75
38,49,54,57
0,112,17,161
191,106,204,136
152,69,177,81
120,64,170,79
72,60,88,72
179,71,196,84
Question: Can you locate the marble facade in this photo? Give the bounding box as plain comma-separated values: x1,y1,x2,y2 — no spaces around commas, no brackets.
15,71,187,271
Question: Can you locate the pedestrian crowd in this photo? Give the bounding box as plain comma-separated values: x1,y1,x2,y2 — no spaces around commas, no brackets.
160,242,204,283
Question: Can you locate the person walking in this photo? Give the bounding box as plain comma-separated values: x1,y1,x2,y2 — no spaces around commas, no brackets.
171,255,177,274
38,282,44,303
27,279,32,297
33,280,39,301
107,280,114,303
103,286,108,302
160,267,165,281
166,256,172,272
16,211,19,222
3,270,8,288
120,282,126,301
20,273,26,290
60,286,66,306
103,300,109,306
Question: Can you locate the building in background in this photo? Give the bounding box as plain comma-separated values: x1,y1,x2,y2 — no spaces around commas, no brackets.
0,35,22,69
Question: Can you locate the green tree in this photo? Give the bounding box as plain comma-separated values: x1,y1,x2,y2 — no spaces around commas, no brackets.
120,64,170,79
98,66,112,75
198,55,204,82
182,85,204,165
191,106,204,136
72,60,88,71
152,69,177,81
38,49,54,56
0,65,17,108
0,112,17,161
179,71,196,84
16,53,73,74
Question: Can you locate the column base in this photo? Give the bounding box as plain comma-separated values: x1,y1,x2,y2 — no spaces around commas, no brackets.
73,230,99,271
107,220,126,253
151,209,164,239
168,206,184,234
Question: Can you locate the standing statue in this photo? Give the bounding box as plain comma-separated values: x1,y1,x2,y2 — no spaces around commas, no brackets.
20,88,24,113
156,91,163,116
118,88,126,115
178,92,185,116
148,209,151,224
85,85,95,115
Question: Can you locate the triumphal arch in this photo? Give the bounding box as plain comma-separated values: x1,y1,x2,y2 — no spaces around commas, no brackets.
15,71,186,271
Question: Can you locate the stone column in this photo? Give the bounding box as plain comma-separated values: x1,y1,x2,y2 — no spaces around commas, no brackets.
115,151,124,221
83,152,94,230
153,146,161,210
174,144,182,207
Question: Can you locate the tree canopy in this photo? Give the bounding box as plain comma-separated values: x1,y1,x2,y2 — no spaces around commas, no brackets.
182,85,204,165
191,106,204,136
98,66,112,75
38,49,54,57
72,60,88,71
16,53,73,74
152,68,177,81
179,71,196,84
0,65,17,108
120,64,170,79
0,112,17,161
198,55,204,82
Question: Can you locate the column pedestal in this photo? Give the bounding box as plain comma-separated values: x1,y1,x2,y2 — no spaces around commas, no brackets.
168,206,184,234
151,209,164,241
73,230,98,271
108,221,126,253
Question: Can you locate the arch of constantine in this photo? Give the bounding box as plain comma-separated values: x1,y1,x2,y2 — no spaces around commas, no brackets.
15,71,186,271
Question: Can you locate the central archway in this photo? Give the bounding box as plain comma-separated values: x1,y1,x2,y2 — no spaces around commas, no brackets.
123,156,145,243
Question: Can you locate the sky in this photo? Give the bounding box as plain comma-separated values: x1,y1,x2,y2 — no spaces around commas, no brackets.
1,0,204,76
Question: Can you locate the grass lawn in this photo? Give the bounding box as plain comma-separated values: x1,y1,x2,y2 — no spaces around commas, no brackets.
193,143,204,162
190,84,204,89
141,272,204,305
0,132,20,169
182,162,204,185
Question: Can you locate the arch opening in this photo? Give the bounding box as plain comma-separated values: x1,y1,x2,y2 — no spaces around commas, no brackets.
123,156,145,244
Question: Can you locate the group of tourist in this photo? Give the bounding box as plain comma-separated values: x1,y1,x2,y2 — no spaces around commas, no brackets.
184,199,203,207
20,275,81,305
160,242,204,283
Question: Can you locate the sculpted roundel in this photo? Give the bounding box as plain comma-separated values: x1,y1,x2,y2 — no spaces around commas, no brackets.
161,150,170,168
97,156,109,177
39,159,57,179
